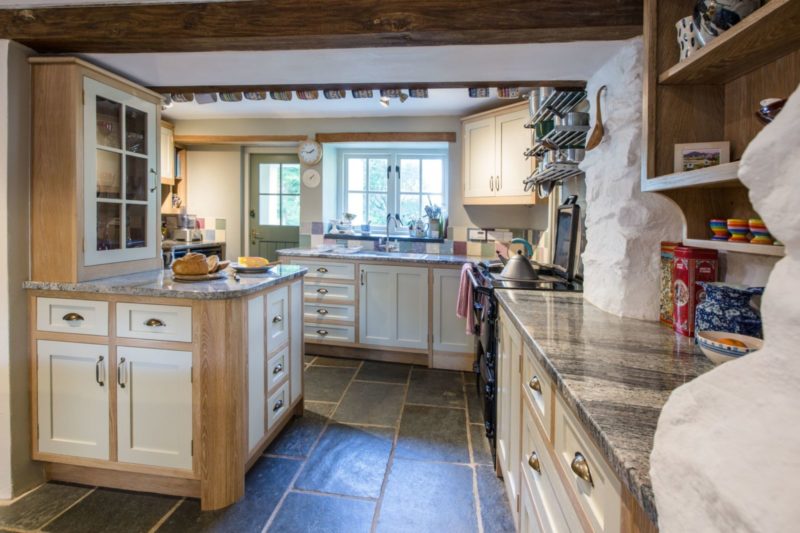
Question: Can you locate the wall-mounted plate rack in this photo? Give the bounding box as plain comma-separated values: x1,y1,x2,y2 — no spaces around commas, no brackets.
525,90,587,128
525,125,590,158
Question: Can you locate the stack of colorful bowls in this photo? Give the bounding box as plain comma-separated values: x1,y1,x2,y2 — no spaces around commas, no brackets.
727,219,750,242
748,218,773,245
709,219,729,241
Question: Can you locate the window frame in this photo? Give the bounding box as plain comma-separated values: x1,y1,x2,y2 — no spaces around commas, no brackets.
337,147,449,234
256,160,301,227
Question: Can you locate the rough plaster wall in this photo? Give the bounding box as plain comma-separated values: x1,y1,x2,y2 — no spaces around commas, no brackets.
579,38,683,320
651,85,800,532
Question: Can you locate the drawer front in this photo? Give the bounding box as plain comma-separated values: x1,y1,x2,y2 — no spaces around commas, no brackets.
554,394,621,533
266,286,289,349
267,346,289,390
267,381,290,430
37,297,109,336
116,303,191,343
521,400,581,533
304,323,355,344
304,281,355,303
304,302,355,323
522,344,553,441
290,259,355,281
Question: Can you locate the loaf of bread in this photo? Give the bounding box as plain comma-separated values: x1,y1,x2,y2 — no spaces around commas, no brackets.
172,253,210,276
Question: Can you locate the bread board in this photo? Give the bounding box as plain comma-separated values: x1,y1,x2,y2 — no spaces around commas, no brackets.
172,271,228,282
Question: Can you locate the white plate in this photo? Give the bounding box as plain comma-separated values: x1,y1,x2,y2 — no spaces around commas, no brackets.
230,263,275,274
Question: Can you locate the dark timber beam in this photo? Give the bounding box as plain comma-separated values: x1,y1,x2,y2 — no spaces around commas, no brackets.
0,0,642,54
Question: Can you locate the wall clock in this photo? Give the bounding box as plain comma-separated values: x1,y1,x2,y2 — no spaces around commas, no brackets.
297,140,323,165
302,168,321,189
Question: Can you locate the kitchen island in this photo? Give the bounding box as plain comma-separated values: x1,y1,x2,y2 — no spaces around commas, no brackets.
24,265,306,510
494,290,712,531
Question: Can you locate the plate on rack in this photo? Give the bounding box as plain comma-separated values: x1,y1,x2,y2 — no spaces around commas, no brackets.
230,263,277,274
172,271,228,282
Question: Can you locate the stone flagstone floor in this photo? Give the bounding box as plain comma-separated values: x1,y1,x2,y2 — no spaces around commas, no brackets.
0,356,514,533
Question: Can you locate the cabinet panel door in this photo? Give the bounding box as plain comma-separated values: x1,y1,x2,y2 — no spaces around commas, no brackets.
266,286,289,351
432,269,472,353
359,265,397,346
37,340,109,460
160,126,174,181
289,280,303,403
395,267,429,350
247,295,266,453
463,117,496,198
117,346,192,470
496,108,534,197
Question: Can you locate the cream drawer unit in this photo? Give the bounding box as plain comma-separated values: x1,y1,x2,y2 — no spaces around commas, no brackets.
290,259,355,281
266,286,289,348
116,303,192,343
267,381,290,430
304,281,355,303
304,323,355,344
267,346,289,390
520,473,545,533
521,399,582,533
554,394,621,533
523,344,553,441
37,297,109,337
304,302,355,323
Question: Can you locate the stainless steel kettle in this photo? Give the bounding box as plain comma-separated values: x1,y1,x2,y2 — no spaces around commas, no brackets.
498,250,539,281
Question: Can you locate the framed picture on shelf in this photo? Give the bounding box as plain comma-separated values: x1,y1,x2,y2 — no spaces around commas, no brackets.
674,142,730,173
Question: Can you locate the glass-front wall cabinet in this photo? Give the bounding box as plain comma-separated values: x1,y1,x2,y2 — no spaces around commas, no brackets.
84,78,158,266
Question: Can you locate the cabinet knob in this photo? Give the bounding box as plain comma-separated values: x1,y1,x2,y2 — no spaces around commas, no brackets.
272,315,283,323
317,288,329,294
273,399,284,412
316,329,329,336
273,363,283,374
528,451,541,474
570,452,593,486
316,308,329,315
145,318,166,327
62,312,84,322
528,376,541,393
317,267,328,273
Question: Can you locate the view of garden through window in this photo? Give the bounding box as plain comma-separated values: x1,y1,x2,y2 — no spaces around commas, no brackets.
258,162,300,226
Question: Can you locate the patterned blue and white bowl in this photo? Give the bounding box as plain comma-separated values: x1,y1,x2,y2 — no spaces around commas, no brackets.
697,331,762,365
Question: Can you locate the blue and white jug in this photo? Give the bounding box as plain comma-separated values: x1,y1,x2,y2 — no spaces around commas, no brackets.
695,282,764,338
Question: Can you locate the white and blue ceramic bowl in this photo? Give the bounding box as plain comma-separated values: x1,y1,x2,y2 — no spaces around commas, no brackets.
696,331,763,365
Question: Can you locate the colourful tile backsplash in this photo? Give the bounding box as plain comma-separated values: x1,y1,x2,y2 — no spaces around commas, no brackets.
194,216,227,242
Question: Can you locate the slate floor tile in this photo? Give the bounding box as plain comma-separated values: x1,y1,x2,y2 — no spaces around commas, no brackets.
45,488,178,533
303,355,316,364
355,361,411,384
470,423,493,465
0,483,91,530
267,402,336,457
295,423,394,499
377,458,477,533
464,377,485,424
395,404,469,463
304,366,356,402
476,465,515,532
268,492,374,533
333,381,405,427
157,456,301,532
312,356,361,368
407,368,465,407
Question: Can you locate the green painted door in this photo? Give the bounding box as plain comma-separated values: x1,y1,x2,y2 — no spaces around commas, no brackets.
249,154,301,261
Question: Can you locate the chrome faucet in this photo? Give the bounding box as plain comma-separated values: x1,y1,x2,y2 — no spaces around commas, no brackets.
380,213,401,252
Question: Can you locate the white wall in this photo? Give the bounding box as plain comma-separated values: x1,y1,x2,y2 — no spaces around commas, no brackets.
186,146,243,260
651,83,800,533
0,39,43,500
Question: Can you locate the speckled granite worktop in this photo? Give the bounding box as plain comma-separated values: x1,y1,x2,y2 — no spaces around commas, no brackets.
23,265,306,300
278,248,480,266
495,290,713,523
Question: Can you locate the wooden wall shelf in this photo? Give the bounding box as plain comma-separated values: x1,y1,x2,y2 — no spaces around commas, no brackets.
683,239,785,257
643,162,740,192
659,0,800,85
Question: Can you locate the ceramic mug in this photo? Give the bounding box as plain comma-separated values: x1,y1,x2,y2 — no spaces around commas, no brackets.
676,16,701,60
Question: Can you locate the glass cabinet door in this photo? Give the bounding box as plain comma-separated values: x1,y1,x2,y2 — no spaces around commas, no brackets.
84,78,158,266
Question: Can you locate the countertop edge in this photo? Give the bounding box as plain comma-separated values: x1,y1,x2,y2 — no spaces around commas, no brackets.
494,291,660,523
277,248,481,266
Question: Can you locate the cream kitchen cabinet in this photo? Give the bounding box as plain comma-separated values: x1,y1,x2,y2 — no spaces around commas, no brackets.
497,308,523,528
160,121,175,183
359,264,429,351
432,268,472,356
462,101,538,205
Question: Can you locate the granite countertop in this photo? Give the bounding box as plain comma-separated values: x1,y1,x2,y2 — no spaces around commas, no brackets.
23,265,306,300
277,247,481,266
161,239,227,251
494,290,713,523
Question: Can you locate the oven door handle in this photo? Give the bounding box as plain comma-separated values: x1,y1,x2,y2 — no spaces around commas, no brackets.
466,267,481,291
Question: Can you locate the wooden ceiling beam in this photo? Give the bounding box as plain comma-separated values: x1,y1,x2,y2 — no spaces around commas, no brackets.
0,0,642,54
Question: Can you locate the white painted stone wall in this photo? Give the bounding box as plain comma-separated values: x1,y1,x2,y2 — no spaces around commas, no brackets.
579,38,683,320
651,85,800,532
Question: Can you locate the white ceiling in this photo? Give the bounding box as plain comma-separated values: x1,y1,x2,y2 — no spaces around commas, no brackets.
81,41,626,119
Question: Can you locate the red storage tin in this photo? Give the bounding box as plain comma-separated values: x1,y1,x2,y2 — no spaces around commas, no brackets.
672,246,718,337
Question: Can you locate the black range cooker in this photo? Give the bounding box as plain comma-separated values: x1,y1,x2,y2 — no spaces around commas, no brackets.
467,198,583,458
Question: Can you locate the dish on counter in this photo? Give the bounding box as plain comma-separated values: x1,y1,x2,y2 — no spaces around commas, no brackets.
230,263,277,274
696,330,763,365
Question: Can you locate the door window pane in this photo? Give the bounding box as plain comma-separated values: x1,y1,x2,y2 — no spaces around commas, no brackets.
126,204,147,249
96,203,121,251
257,162,300,227
125,105,147,154
96,96,122,149
282,164,300,194
126,155,148,201
259,164,280,194
259,195,280,226
282,195,300,226
97,149,121,199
